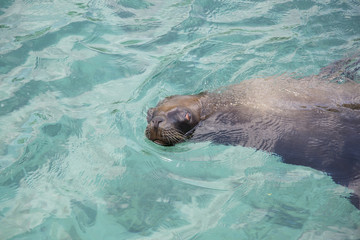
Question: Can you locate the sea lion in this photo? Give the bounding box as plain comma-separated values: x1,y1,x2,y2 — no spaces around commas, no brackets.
145,56,360,208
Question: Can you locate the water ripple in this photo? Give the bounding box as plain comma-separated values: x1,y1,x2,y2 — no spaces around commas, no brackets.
1,0,360,239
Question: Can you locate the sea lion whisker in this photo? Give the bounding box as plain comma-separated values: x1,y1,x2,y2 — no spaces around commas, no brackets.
164,128,186,143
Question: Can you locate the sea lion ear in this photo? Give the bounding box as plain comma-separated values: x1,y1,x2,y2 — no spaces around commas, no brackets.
146,108,154,122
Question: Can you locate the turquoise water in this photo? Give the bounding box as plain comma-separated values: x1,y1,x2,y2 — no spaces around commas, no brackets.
1,0,360,239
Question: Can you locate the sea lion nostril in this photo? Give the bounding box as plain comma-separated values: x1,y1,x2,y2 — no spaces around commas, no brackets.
151,116,164,128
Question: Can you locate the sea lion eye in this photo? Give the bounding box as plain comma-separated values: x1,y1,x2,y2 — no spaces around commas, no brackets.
185,112,191,121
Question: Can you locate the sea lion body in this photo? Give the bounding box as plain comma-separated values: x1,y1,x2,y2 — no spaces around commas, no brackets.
145,58,360,208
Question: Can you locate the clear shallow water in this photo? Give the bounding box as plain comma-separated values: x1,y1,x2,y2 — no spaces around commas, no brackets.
0,0,360,239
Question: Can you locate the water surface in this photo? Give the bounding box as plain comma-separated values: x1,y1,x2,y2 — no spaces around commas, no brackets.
1,0,360,239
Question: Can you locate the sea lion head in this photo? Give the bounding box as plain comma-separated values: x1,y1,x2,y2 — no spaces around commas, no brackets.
145,94,203,146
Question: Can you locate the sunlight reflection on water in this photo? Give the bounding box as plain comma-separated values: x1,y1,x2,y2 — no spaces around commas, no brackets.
0,0,360,239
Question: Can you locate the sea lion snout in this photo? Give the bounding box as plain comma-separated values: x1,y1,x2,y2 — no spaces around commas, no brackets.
145,111,182,146
150,116,165,129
